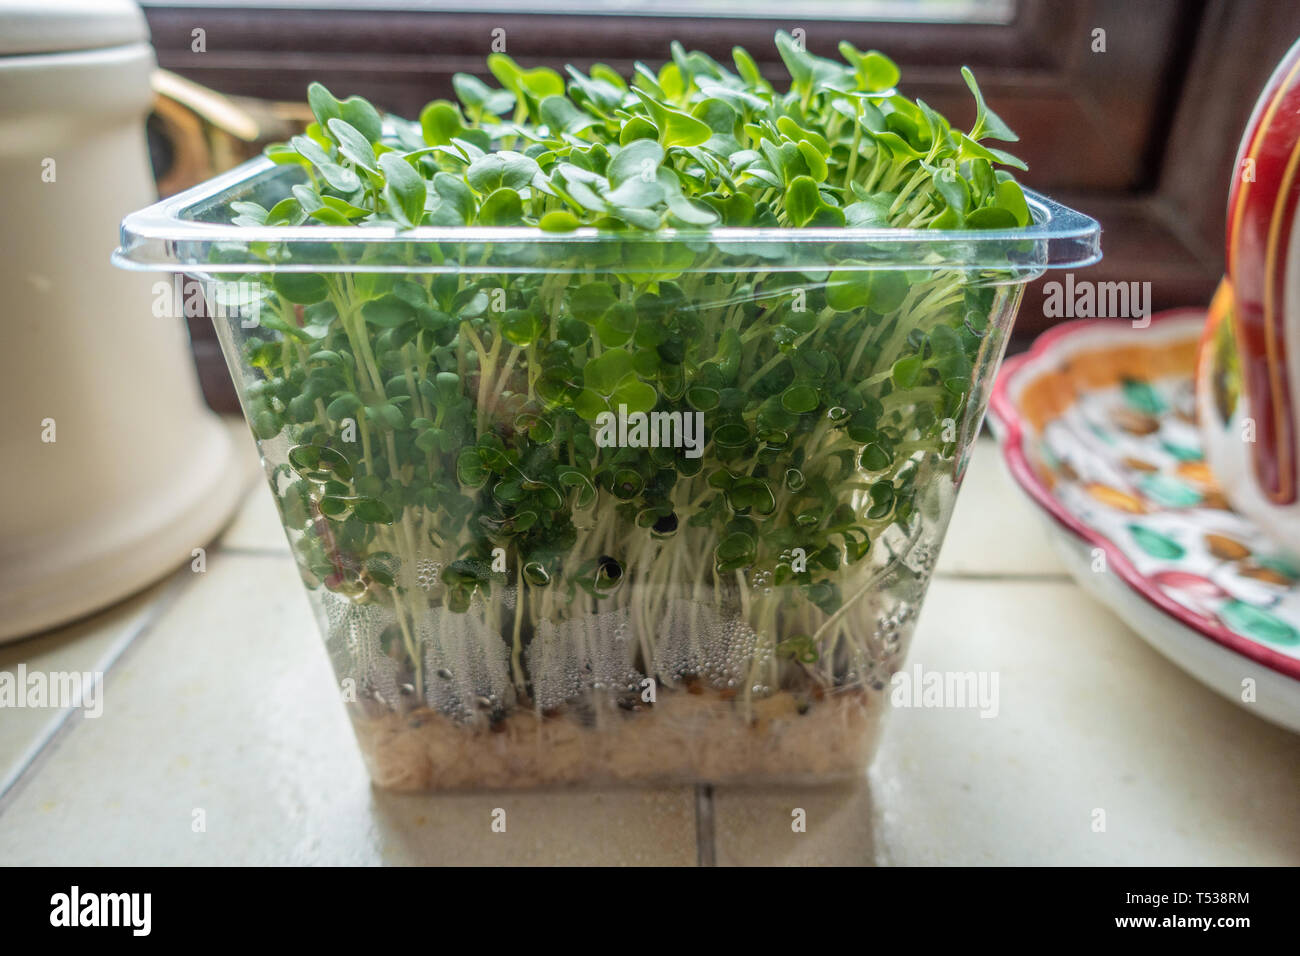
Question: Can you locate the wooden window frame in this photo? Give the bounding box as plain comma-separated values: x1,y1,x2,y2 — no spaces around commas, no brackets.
141,0,1300,410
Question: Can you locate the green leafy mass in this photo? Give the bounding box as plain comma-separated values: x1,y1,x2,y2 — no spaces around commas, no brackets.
228,33,1029,707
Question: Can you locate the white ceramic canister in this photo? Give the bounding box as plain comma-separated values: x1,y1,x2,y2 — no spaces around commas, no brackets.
0,0,244,640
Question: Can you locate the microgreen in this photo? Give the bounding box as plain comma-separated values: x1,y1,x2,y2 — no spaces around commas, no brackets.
226,34,1030,716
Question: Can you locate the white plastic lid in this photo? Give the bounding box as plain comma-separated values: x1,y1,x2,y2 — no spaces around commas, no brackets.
0,0,148,57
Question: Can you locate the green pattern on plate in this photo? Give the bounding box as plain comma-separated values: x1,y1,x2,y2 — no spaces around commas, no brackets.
1138,473,1202,508
1160,438,1201,461
1254,554,1300,581
1128,524,1185,560
1218,600,1300,647
1122,377,1166,415
1027,350,1300,666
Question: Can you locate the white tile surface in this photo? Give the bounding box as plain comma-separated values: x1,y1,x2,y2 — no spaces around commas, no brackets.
713,782,874,866
711,576,1300,865
0,555,696,866
218,476,289,554
869,579,1300,866
2,430,1296,865
936,437,1066,578
0,576,179,794
215,417,290,554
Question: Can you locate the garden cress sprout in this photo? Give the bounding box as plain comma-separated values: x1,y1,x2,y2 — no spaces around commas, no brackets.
229,32,1030,713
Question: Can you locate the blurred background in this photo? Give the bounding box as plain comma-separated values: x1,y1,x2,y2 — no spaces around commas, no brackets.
138,0,1300,410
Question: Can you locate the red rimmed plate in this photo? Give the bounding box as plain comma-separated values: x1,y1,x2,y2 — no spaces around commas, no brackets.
989,310,1300,731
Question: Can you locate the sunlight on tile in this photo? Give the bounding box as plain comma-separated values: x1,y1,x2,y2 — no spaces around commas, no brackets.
871,578,1300,865
0,575,177,792
0,554,695,865
216,417,289,553
711,577,1300,865
936,437,1066,577
370,786,696,866
219,482,289,554
713,782,873,865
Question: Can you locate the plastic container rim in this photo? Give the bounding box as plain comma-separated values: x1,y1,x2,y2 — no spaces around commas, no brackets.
113,154,1102,276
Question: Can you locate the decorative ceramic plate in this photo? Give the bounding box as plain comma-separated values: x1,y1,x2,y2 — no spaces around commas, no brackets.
989,310,1300,732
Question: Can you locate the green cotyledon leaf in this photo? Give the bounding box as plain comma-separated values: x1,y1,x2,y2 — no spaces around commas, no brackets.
241,36,1036,707
378,153,426,227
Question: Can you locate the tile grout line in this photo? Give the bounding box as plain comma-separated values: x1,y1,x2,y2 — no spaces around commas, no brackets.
219,546,292,558
934,571,1073,583
0,566,197,811
695,784,716,866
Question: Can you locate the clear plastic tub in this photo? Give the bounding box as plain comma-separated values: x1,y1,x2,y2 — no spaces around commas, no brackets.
115,156,1099,790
